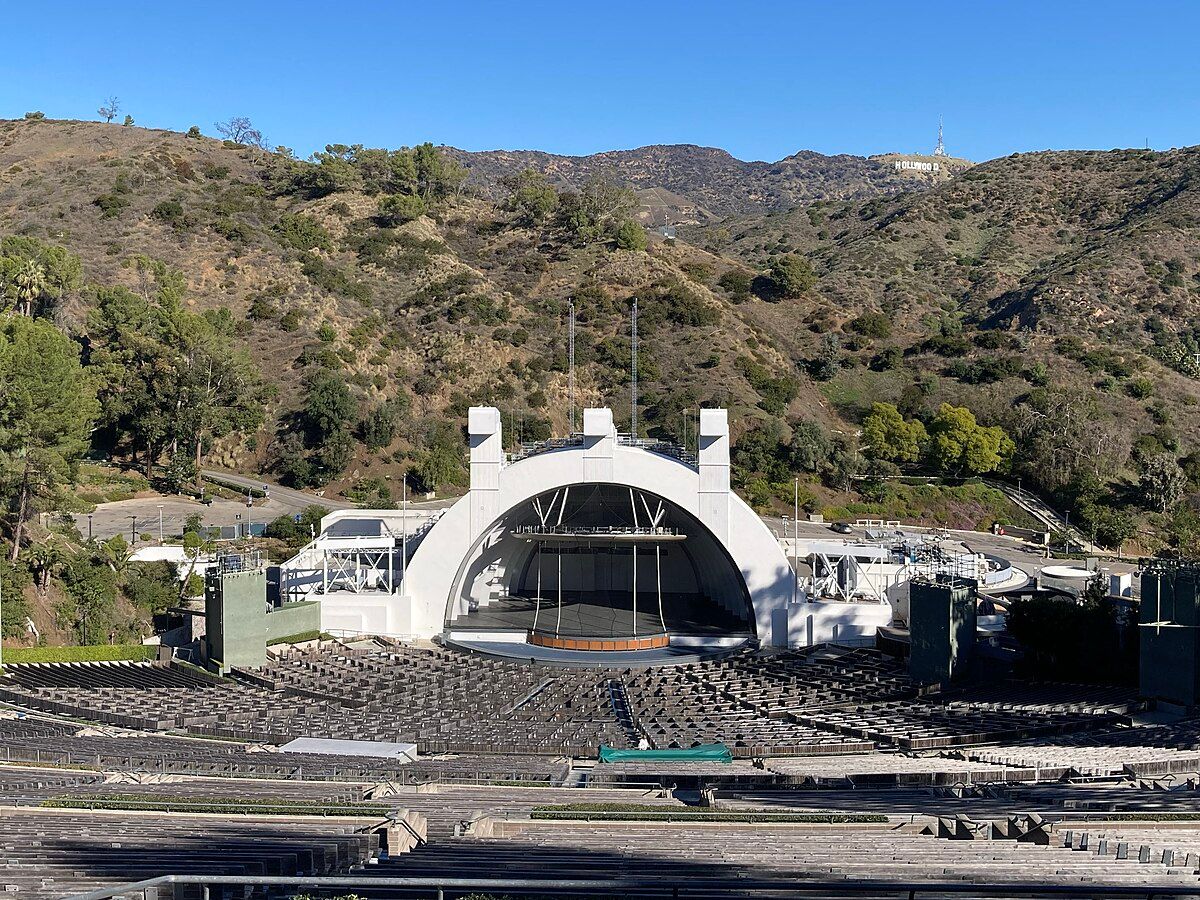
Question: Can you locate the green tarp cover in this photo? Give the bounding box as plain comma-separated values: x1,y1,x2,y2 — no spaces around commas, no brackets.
598,743,732,763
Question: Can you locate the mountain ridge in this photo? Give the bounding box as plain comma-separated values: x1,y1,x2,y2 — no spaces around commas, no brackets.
448,141,973,221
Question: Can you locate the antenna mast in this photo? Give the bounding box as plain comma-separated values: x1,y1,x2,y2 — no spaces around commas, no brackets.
630,297,639,437
567,300,576,433
934,116,947,157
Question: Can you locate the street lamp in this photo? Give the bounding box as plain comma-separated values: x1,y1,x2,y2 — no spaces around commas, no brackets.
87,514,93,542
129,515,137,545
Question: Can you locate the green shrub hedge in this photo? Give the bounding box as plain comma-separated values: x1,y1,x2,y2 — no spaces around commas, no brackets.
3,644,156,664
42,794,392,817
530,804,887,823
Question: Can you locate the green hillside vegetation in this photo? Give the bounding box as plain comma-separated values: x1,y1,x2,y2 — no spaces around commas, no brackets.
2,118,1200,646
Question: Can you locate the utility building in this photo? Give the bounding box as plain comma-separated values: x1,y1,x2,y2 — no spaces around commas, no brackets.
1140,560,1200,707
908,575,977,684
203,553,321,673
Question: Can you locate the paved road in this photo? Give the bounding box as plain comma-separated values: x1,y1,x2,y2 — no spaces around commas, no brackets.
201,470,355,513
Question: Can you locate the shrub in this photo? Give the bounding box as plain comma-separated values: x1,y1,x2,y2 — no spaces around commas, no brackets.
93,193,129,218
768,254,816,299
3,644,155,664
846,311,891,339
122,562,179,613
1126,376,1154,399
718,269,753,300
615,220,648,251
275,213,332,252
377,193,425,226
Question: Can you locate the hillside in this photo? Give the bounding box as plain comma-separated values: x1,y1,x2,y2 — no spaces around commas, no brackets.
1,118,1198,568
691,146,1200,443
448,144,972,222
0,118,815,487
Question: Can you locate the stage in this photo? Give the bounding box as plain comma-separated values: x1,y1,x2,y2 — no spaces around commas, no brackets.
448,591,751,638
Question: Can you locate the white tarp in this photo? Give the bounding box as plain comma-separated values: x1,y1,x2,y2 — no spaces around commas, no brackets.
278,737,418,761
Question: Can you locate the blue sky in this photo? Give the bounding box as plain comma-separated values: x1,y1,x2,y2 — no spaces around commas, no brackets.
3,0,1197,163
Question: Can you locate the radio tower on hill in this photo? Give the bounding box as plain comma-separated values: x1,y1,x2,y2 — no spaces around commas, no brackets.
933,116,947,157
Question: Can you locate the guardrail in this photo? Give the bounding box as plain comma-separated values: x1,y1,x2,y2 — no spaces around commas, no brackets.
62,873,1200,900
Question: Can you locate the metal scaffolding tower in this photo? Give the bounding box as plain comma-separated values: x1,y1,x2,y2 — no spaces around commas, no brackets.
568,300,576,433
630,297,639,437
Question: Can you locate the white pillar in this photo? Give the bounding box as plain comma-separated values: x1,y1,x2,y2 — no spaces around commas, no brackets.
583,408,616,483
468,406,503,544
698,409,730,545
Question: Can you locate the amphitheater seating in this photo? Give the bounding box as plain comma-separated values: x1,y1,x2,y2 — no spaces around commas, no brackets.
0,808,382,899
793,699,1112,750
0,644,1144,761
763,753,1029,785
372,821,1200,889
11,645,1200,898
954,720,1200,777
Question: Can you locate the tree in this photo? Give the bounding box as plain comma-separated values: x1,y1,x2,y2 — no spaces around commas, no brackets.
1,237,83,319
732,421,789,484
412,142,466,201
789,421,831,474
768,254,816,299
558,177,638,243
11,260,45,317
122,115,134,127
1139,453,1187,514
927,403,1014,476
503,169,559,225
286,373,359,484
172,308,269,492
26,539,64,593
302,373,357,443
98,96,120,123
58,547,119,644
294,148,363,197
862,402,927,464
215,116,267,148
1012,389,1127,495
85,263,267,487
825,436,864,491
359,402,400,450
615,220,648,252
377,193,425,226
0,316,99,561
411,422,465,493
810,333,841,381
718,269,753,301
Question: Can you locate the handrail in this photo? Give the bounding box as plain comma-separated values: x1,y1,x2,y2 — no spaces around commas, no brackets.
62,873,1200,900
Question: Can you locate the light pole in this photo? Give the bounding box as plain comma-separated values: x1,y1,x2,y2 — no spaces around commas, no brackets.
129,515,137,545
157,505,164,544
401,473,408,589
87,514,93,542
793,477,800,603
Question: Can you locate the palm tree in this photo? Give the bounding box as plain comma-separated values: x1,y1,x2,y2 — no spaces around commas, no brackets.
13,259,47,316
26,540,64,593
